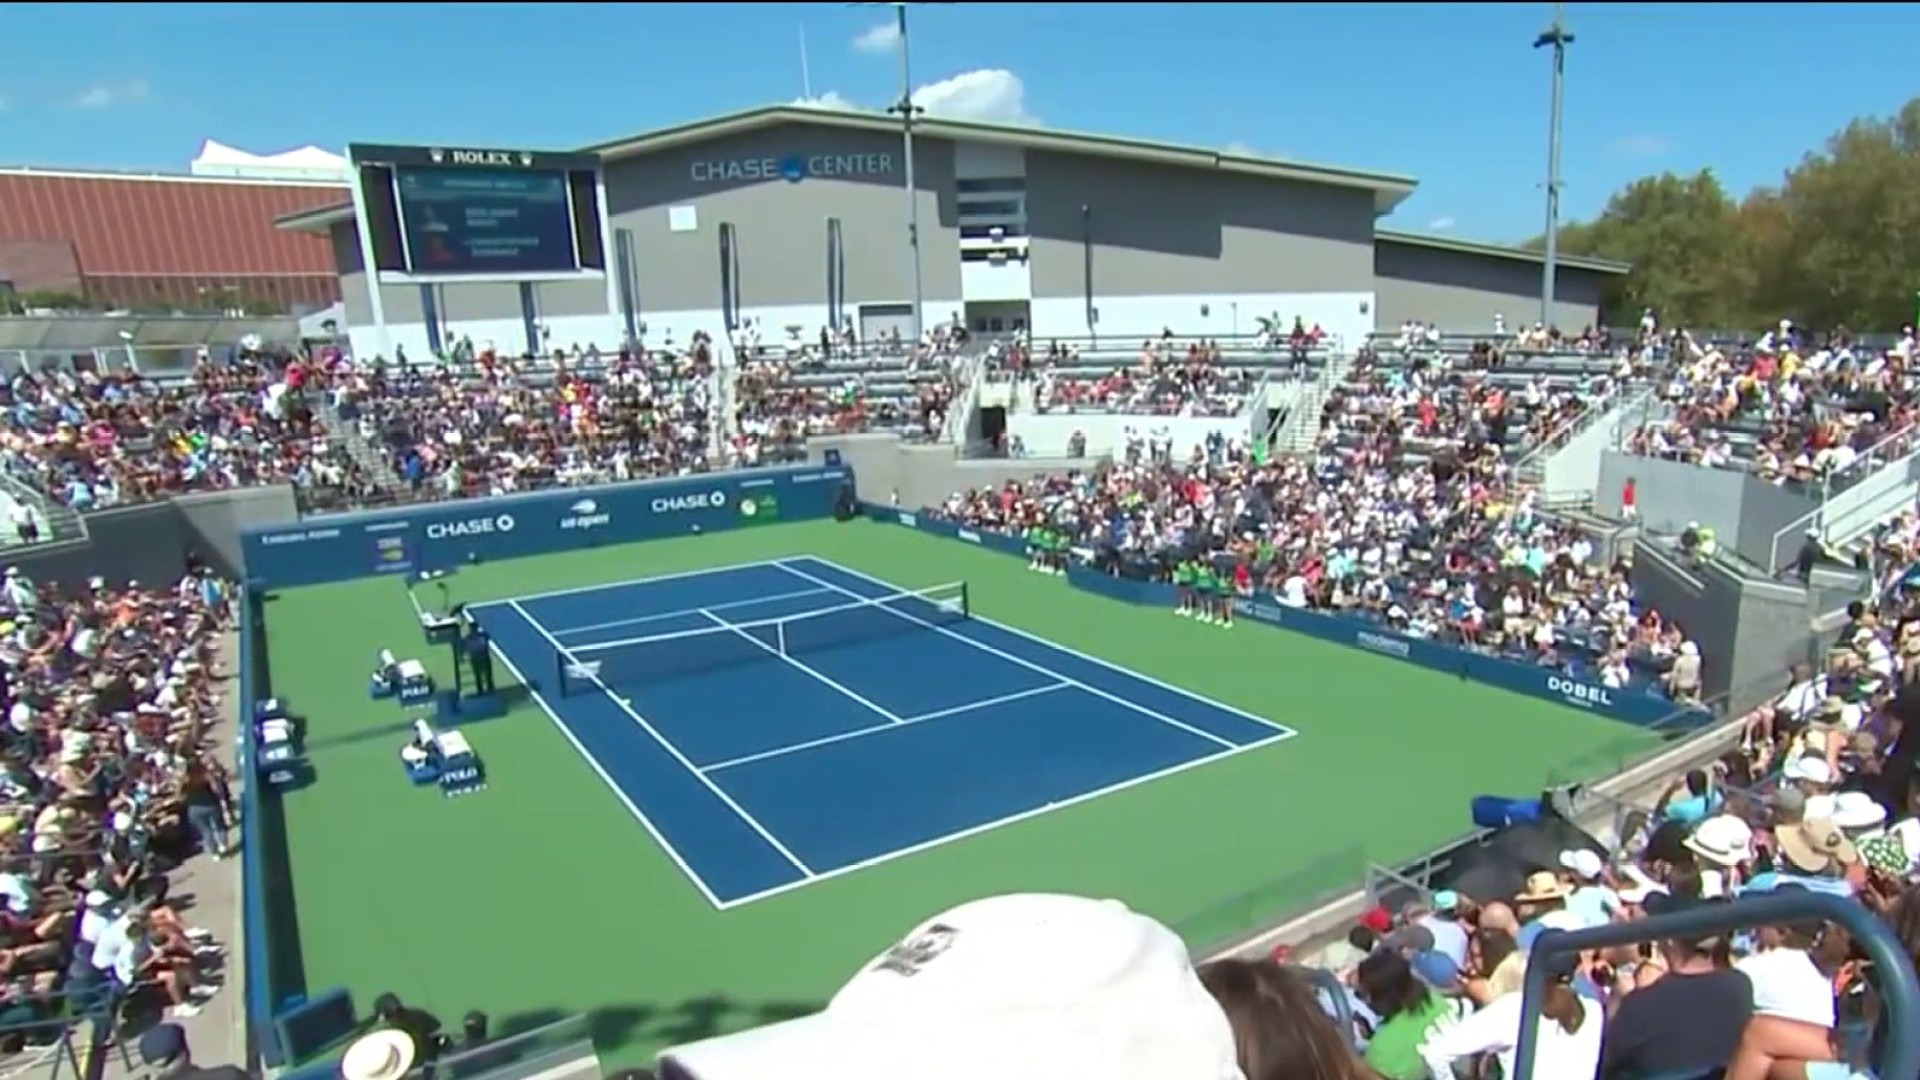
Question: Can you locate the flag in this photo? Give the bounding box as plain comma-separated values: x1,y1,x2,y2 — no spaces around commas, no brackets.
1252,439,1269,465
739,493,780,522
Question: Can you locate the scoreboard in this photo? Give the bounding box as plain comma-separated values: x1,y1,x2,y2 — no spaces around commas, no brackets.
349,143,607,281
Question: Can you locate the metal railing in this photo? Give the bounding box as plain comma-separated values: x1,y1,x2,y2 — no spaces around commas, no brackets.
1517,890,1920,1080
1766,424,1920,572
1512,380,1650,481
1170,691,1728,951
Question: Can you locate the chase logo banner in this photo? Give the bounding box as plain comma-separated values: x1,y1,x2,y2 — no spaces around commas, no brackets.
425,514,516,541
240,466,846,589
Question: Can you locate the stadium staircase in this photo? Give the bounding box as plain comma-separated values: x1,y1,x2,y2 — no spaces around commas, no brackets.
0,475,85,548
1270,349,1352,455
315,397,407,498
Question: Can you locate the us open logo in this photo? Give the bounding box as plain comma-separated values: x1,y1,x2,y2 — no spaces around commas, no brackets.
560,498,611,531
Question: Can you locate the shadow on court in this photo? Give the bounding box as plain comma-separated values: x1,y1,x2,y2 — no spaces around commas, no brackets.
493,997,823,1060
301,684,532,753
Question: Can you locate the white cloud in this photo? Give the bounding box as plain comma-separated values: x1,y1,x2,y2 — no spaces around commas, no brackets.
911,69,1036,125
72,79,148,109
1223,141,1258,156
1426,216,1457,231
796,69,1037,126
793,91,858,111
1608,134,1670,158
852,20,901,55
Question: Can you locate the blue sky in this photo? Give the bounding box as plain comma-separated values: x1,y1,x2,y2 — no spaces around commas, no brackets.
2,2,1914,242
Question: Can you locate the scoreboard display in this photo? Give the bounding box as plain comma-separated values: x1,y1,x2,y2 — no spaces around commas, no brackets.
350,144,607,280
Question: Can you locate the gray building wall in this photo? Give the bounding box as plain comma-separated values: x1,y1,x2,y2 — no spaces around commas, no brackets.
1025,154,1378,300
1372,238,1608,331
1594,452,1818,571
1630,538,1818,713
8,487,302,593
809,432,1107,510
603,122,960,315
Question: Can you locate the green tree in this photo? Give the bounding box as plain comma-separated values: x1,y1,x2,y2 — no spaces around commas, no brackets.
1538,95,1920,332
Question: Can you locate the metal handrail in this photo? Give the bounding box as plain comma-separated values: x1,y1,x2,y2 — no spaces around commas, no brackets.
1513,890,1920,1080
1766,433,1920,572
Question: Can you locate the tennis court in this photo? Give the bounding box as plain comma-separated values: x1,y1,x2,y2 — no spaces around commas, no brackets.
474,555,1295,907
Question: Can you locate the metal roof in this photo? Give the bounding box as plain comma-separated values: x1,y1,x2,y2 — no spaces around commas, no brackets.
1376,228,1630,275
0,171,343,276
586,105,1417,215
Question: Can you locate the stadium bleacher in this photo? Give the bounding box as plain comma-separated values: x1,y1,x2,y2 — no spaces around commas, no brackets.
10,314,1920,1080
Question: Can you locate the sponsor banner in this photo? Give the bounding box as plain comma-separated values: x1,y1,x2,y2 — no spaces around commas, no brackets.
860,503,1704,729
738,493,780,523
240,466,847,588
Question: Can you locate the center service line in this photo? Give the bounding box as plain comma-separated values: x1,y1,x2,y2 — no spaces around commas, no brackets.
693,609,904,724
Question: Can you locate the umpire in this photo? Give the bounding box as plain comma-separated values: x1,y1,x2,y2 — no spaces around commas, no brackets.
462,622,496,696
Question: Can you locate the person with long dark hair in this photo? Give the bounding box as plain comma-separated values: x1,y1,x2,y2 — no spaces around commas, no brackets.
1197,959,1375,1080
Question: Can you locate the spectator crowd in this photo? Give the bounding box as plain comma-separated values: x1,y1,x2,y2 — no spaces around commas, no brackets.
0,560,237,1057
1625,323,1920,494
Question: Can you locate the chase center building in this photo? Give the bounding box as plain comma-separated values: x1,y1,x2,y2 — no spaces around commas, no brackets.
278,106,1625,360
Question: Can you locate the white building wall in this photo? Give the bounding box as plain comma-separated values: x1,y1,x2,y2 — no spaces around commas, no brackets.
1029,291,1372,350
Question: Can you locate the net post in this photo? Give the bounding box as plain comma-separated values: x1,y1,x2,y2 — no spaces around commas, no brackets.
777,620,788,658
960,581,970,618
555,647,567,698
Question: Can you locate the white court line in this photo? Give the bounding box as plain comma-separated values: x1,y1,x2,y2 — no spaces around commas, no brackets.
508,598,817,879
694,608,904,725
553,586,836,639
467,557,790,610
715,728,1294,909
476,617,730,910
773,561,1243,751
700,682,1072,774
792,556,1298,737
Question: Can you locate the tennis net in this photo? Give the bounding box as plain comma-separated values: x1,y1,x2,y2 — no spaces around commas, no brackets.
555,581,971,697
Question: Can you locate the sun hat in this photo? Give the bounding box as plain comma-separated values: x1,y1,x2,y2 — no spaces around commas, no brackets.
1777,817,1859,876
1558,849,1605,881
1684,815,1755,868
1829,791,1888,832
340,1029,418,1080
656,894,1244,1080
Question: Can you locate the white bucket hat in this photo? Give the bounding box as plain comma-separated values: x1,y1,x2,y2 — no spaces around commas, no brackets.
339,1030,416,1080
658,893,1244,1080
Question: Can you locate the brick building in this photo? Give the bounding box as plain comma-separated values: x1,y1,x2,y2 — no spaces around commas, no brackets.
0,168,348,312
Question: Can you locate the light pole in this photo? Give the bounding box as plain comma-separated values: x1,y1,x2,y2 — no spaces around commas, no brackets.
1534,3,1574,330
884,3,927,345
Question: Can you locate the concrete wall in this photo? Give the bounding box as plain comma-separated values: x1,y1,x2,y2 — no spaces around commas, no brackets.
1595,452,1818,570
809,432,1107,510
1006,412,1252,458
8,487,301,592
1630,538,1818,713
1372,238,1608,332
176,486,302,578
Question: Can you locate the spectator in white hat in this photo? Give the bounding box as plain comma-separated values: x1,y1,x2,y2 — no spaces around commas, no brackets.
1558,848,1624,927
657,893,1249,1080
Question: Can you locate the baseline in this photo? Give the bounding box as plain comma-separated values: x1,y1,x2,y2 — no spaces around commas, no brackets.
787,556,1298,740
772,560,1248,751
507,599,818,877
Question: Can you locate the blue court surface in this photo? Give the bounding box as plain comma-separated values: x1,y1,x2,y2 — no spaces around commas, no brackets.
471,556,1296,908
